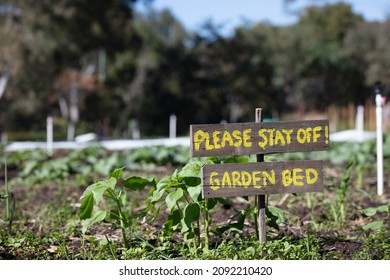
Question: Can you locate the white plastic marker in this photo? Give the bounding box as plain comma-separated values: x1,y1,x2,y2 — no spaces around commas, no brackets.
0,75,8,99
169,114,177,139
47,116,53,157
375,82,384,196
356,105,364,142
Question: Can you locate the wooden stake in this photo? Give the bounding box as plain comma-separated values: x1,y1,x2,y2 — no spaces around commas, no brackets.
255,108,266,243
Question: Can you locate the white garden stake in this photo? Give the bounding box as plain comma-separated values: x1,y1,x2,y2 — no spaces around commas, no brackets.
356,105,364,142
47,116,53,157
169,114,177,139
375,86,384,196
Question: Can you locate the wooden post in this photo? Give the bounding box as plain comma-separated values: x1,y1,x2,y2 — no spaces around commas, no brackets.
255,108,266,243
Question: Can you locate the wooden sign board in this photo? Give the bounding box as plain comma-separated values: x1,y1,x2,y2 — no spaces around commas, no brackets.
202,160,325,198
190,120,329,157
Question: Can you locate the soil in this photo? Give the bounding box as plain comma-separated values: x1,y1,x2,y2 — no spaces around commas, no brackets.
1,157,389,260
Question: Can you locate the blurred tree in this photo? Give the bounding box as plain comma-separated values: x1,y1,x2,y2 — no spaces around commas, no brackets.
281,3,367,110
0,0,142,134
194,24,277,122
345,19,390,90
131,8,196,136
132,11,277,136
0,0,388,137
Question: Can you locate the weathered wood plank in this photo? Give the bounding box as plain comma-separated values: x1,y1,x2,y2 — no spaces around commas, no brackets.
202,160,325,198
190,120,329,157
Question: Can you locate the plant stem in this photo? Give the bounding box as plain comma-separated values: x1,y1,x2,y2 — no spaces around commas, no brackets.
105,235,117,259
110,189,130,249
306,193,312,209
117,202,129,249
4,156,12,231
4,157,8,214
196,219,201,249
175,202,184,217
203,200,210,250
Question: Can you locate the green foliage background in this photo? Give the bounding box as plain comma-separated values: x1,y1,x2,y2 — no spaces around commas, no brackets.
0,1,388,136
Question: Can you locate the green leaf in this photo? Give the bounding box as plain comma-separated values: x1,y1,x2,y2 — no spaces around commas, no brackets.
183,176,201,187
187,185,202,202
267,205,287,224
362,220,384,230
211,216,244,236
79,193,94,220
206,198,218,210
109,209,121,221
123,176,155,191
81,178,116,204
94,153,120,176
156,176,172,191
267,219,280,231
110,167,124,179
362,204,389,216
81,210,107,234
362,207,378,217
21,161,39,177
207,156,221,164
224,156,249,163
378,204,389,213
346,160,354,170
152,206,160,220
178,161,202,178
151,188,166,202
181,202,200,233
163,209,182,236
183,231,195,242
123,214,135,228
166,188,184,211
138,203,155,218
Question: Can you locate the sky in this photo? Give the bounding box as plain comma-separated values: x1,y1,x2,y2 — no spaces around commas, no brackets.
135,0,390,35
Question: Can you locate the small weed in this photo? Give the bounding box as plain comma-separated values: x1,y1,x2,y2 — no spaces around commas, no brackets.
354,229,390,260
192,235,321,260
328,161,353,227
361,203,389,231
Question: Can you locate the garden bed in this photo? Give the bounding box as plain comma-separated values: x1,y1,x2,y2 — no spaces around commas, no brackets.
0,142,389,260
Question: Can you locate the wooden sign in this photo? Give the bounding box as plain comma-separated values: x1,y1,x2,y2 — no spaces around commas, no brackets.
190,120,329,157
202,160,325,198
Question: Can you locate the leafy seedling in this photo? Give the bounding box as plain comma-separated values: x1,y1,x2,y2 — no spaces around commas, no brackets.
79,167,156,248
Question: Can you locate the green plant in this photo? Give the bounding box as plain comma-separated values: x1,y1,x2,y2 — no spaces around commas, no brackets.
193,235,321,260
16,145,120,184
79,167,156,248
266,205,289,231
328,161,353,226
355,229,390,260
361,203,390,230
148,159,211,251
1,157,15,231
150,157,255,251
147,156,291,251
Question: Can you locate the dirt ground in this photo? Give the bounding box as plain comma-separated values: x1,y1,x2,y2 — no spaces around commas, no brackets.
1,161,389,260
